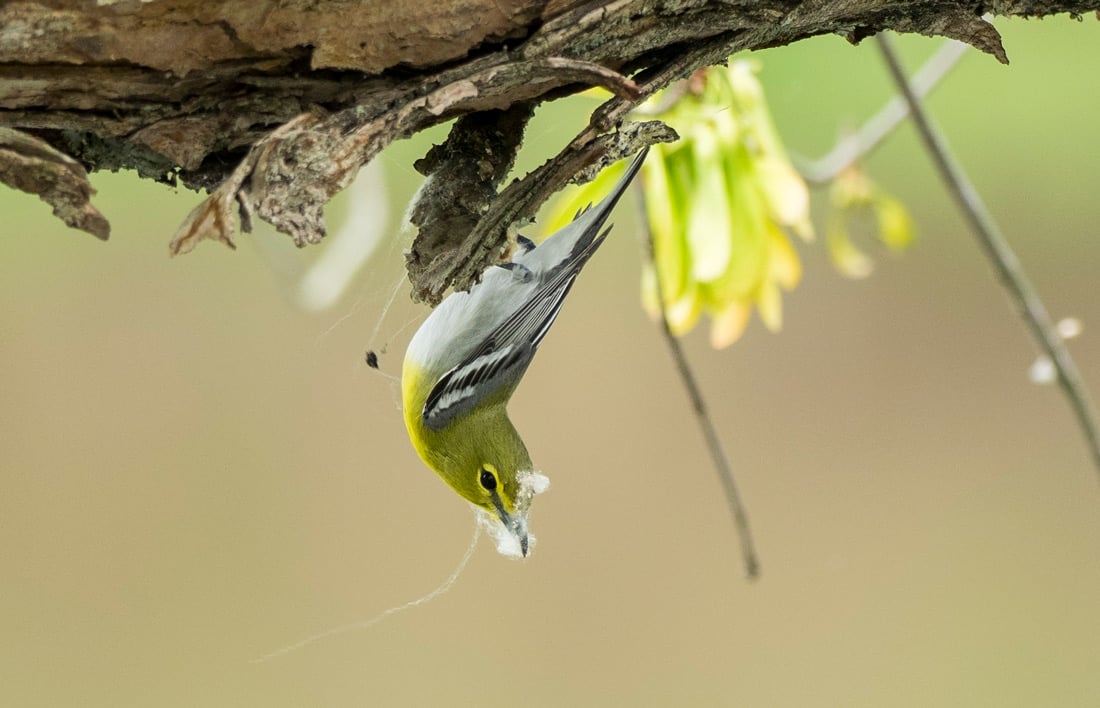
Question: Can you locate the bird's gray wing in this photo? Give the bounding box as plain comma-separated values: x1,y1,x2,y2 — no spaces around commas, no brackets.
422,229,609,431
421,146,649,430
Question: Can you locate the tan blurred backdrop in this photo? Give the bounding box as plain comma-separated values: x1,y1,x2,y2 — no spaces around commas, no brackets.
2,20,1099,707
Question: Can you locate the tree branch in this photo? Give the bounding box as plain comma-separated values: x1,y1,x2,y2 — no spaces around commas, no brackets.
637,186,761,579
876,32,1100,479
1,0,1095,289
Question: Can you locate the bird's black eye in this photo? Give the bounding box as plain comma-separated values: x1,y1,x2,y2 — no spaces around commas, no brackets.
479,468,497,491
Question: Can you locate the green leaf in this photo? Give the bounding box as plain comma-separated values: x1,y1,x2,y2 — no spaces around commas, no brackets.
756,278,784,333
826,210,874,279
754,156,813,241
766,220,802,290
875,193,915,252
647,143,692,303
710,299,752,348
701,145,769,304
686,128,733,281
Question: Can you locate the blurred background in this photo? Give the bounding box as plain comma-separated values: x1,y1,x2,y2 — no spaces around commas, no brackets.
2,19,1099,707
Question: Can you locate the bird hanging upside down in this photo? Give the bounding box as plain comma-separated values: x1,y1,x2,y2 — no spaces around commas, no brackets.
402,148,648,557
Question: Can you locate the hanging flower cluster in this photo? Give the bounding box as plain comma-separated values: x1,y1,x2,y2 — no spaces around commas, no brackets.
544,59,914,347
826,166,915,278
639,61,816,347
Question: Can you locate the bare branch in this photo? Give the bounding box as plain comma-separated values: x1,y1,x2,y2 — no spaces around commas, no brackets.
876,32,1100,479
536,58,642,100
636,186,761,579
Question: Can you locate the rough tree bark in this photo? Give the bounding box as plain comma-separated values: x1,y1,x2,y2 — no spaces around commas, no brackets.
1,0,1095,302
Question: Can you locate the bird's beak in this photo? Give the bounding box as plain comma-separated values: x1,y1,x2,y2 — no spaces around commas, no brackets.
476,471,548,558
514,520,530,557
503,514,528,558
490,493,530,557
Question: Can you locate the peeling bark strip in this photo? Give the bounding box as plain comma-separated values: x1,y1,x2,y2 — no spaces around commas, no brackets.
0,127,108,240
0,1,1094,290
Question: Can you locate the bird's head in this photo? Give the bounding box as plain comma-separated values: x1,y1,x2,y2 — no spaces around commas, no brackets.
468,462,550,558
430,412,549,558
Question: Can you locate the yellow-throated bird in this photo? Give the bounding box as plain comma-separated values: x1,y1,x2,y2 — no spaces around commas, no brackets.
402,148,648,557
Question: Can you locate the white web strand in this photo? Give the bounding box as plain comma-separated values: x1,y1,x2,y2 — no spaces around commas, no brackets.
248,148,476,666
251,521,481,664
359,273,409,367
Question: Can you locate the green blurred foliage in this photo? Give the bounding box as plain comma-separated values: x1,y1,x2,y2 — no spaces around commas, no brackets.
827,166,916,278
548,59,918,347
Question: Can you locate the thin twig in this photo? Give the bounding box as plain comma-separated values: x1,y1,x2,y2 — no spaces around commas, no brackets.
876,32,1100,479
539,57,642,99
796,38,970,186
635,185,761,579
